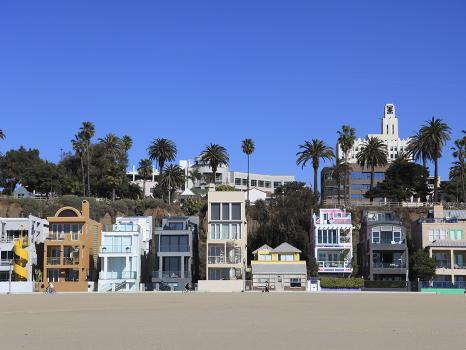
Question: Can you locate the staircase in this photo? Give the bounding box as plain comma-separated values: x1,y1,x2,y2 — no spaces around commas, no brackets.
14,237,29,281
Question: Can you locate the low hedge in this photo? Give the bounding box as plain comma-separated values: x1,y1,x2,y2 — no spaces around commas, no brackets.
320,277,364,289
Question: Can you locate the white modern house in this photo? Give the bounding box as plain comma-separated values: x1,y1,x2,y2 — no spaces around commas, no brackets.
312,209,353,275
98,216,152,292
0,215,49,293
337,103,411,163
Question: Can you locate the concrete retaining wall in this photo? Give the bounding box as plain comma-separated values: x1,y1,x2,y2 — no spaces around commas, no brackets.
0,281,34,293
197,280,243,292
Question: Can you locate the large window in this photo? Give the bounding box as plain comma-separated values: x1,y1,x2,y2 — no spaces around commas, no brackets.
351,172,384,180
372,230,380,244
160,235,189,252
258,180,264,187
273,181,282,188
211,203,220,220
222,203,230,220
210,223,241,240
163,256,181,275
235,178,242,185
449,229,464,240
279,254,294,261
317,229,339,244
251,180,257,187
50,223,83,240
231,203,241,220
103,235,132,252
259,254,272,261
429,229,447,241
167,222,184,230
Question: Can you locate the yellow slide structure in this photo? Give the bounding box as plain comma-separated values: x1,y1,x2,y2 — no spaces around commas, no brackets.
14,237,29,281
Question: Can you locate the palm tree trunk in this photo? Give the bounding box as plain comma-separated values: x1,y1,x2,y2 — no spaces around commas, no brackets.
143,178,146,198
112,187,116,201
344,153,348,204
158,161,164,201
460,157,466,202
247,155,250,205
434,157,439,202
80,157,86,196
313,166,318,196
370,166,375,203
86,146,91,197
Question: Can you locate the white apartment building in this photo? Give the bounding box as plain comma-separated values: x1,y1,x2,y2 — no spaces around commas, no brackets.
98,216,152,292
312,209,353,275
127,165,159,197
0,216,49,293
179,158,295,194
206,191,247,281
337,104,411,163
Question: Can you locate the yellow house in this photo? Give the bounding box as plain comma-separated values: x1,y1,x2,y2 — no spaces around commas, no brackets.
251,242,307,291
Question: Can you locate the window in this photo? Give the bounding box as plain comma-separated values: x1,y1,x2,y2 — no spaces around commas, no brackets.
273,181,282,188
251,180,257,187
351,194,363,199
222,203,230,220
242,179,248,186
167,222,184,230
265,181,271,188
211,203,220,220
258,180,264,187
372,230,380,244
393,231,401,243
428,230,434,242
235,178,241,186
449,229,464,240
290,278,301,287
160,235,189,252
231,203,241,220
47,269,59,282
259,254,272,261
65,269,79,281
351,184,370,190
163,256,181,275
279,254,294,261
1,250,14,261
210,223,241,240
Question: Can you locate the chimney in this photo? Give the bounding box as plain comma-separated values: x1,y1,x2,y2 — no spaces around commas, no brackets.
82,200,90,218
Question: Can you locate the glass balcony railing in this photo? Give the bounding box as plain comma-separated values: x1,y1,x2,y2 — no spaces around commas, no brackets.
46,257,61,265
99,271,137,279
372,262,406,269
100,245,133,253
318,261,351,268
152,271,190,279
102,224,140,233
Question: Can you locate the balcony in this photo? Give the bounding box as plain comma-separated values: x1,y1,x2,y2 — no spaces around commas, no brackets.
99,271,137,280
100,245,132,253
372,262,406,269
102,224,140,233
63,257,79,265
208,256,225,264
47,232,81,241
152,271,190,279
47,257,61,265
318,260,352,273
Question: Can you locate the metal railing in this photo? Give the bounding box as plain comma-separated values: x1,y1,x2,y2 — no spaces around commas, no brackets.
421,281,466,289
46,257,61,265
208,256,225,264
372,262,406,269
102,224,140,233
152,271,190,279
63,257,79,265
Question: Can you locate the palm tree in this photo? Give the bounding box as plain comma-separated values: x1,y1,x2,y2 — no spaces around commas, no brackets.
337,125,356,204
407,131,429,168
419,117,451,202
296,139,334,196
138,159,153,198
148,138,177,194
241,138,255,204
199,143,230,186
356,137,388,202
160,164,185,203
188,167,203,187
79,122,95,196
99,133,122,201
71,134,86,196
0,129,5,140
451,131,466,202
329,159,348,205
121,135,133,152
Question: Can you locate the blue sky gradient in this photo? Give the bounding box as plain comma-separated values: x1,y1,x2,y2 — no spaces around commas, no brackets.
1,1,465,185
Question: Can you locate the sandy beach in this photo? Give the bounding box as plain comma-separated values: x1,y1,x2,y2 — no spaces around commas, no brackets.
0,292,464,350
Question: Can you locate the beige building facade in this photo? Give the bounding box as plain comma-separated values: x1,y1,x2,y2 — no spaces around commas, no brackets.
206,191,247,280
413,206,466,285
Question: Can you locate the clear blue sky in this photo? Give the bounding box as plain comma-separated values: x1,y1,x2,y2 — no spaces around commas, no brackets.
1,1,465,185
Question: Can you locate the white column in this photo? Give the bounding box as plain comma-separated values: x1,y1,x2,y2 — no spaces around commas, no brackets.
180,256,185,279
104,256,108,279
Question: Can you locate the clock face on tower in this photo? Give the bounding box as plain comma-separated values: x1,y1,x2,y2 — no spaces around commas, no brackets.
386,105,393,114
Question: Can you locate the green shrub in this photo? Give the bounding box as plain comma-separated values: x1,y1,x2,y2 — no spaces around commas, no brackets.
320,277,364,289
